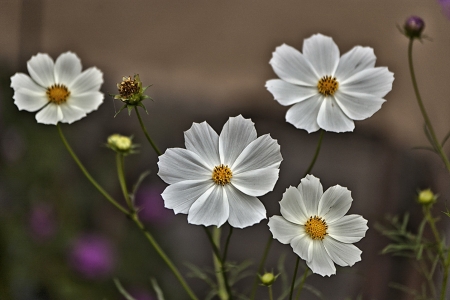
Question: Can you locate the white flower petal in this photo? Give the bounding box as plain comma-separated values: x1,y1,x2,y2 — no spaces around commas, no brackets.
162,180,214,214
188,185,229,227
27,53,55,87
11,73,48,112
279,186,309,225
317,98,355,133
302,34,339,76
266,79,318,107
298,175,323,217
59,103,88,124
35,104,63,125
269,44,318,86
285,95,322,133
232,168,279,197
226,185,266,228
69,67,103,94
68,91,104,113
54,52,82,85
232,134,282,173
341,67,394,98
268,215,303,244
184,121,220,169
306,240,336,276
157,148,211,184
334,91,385,121
323,237,362,267
291,232,312,261
328,215,368,243
219,115,257,166
335,46,376,81
318,185,353,223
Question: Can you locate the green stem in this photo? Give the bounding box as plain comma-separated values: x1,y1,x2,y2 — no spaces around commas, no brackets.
116,153,132,209
222,226,233,262
408,38,450,172
303,130,325,177
289,257,300,300
295,267,309,300
135,107,162,156
57,124,128,215
268,285,274,300
250,236,272,300
59,125,198,300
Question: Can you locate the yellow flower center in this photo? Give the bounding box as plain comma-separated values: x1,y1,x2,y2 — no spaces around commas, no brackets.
317,76,339,96
118,76,139,99
46,84,71,104
212,164,232,185
304,216,328,240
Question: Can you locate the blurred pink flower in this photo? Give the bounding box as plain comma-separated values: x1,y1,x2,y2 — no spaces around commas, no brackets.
29,203,57,241
68,234,116,279
439,0,450,19
136,186,173,224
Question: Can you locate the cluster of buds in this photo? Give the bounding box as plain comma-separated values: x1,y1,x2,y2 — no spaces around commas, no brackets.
111,74,152,116
107,134,137,155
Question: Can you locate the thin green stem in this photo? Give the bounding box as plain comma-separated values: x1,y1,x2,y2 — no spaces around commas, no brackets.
57,124,128,215
268,285,274,300
135,107,162,156
250,236,273,300
408,38,450,172
116,153,132,209
423,205,447,300
303,130,325,177
289,257,300,300
222,226,233,262
59,125,198,300
295,267,309,300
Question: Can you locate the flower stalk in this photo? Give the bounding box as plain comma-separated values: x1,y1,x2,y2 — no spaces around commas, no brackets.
135,106,162,156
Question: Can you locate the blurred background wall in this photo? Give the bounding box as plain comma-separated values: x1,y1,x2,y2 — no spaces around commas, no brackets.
1,1,450,299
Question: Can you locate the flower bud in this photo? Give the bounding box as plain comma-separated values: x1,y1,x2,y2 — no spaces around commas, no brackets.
107,134,136,154
259,272,277,286
417,189,436,205
404,16,425,39
111,74,152,116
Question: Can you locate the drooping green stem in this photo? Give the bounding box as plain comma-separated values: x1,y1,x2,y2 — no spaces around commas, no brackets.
408,38,450,172
135,107,162,156
303,130,325,177
59,125,198,300
289,257,300,300
295,267,309,300
57,124,128,215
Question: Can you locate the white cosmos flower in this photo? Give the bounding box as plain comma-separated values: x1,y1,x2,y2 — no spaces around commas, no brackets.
158,115,283,228
266,33,394,133
10,52,104,125
268,175,368,277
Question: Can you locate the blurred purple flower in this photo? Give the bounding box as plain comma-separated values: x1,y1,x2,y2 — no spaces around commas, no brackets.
69,234,116,279
29,203,57,241
439,0,450,19
136,186,172,224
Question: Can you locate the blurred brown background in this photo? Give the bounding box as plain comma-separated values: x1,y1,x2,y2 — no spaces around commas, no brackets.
1,1,450,299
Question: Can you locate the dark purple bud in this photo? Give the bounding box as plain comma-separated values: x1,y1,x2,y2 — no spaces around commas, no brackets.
69,234,116,279
404,16,425,38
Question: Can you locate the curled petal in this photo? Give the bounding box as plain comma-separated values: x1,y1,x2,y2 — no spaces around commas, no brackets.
162,180,214,214
285,95,322,133
323,237,362,267
318,185,352,223
306,240,336,277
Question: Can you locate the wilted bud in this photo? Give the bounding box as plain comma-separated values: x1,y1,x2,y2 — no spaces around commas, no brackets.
404,16,425,39
259,272,278,286
417,189,437,205
107,134,136,154
111,74,152,116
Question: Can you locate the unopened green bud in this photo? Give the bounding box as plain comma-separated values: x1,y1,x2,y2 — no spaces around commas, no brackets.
259,272,277,286
418,189,436,205
107,134,136,154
